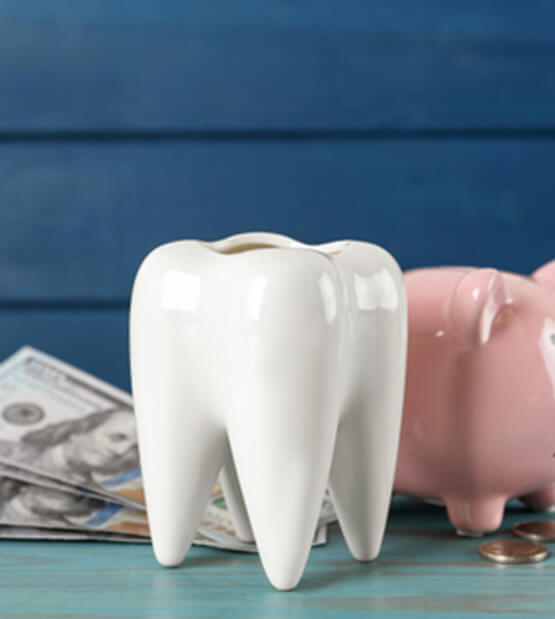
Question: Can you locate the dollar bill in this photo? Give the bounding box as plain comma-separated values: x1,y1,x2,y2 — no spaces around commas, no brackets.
0,347,335,551
0,526,327,551
0,347,144,509
0,474,327,551
0,461,118,503
0,473,230,548
0,474,149,537
0,526,150,543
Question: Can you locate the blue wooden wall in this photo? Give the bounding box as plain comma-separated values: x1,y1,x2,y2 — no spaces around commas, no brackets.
0,1,554,390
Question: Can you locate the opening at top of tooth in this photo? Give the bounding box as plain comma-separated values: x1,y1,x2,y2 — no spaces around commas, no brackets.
204,233,351,256
214,242,283,255
205,232,298,255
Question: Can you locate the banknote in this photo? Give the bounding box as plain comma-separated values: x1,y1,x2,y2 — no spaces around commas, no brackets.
0,461,334,550
0,461,117,503
0,347,335,551
0,347,144,509
0,474,327,551
0,475,149,537
0,473,225,547
0,526,149,543
0,526,327,552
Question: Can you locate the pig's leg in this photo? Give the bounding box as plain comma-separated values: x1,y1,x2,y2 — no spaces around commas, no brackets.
443,495,506,536
518,484,555,513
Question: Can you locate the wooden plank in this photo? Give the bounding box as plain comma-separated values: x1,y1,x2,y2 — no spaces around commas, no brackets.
0,139,553,301
0,499,553,617
1,1,555,130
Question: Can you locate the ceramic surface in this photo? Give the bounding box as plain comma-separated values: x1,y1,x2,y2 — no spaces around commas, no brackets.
129,232,407,590
395,261,555,534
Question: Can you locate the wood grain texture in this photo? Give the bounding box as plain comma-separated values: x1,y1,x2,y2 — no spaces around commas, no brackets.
0,497,553,618
1,139,554,302
1,0,555,130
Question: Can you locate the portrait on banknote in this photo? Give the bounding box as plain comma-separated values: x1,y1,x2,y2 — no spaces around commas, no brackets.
0,476,150,537
0,408,138,486
0,348,144,507
0,477,105,528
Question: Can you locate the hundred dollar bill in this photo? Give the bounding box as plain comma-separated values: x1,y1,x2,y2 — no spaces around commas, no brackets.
0,475,149,537
0,461,118,503
0,526,150,543
0,525,232,547
0,347,335,548
0,474,227,548
0,347,144,509
0,462,333,550
0,474,327,552
0,526,325,552
0,524,327,550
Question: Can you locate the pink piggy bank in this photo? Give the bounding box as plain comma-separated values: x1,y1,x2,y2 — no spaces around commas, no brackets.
394,260,555,534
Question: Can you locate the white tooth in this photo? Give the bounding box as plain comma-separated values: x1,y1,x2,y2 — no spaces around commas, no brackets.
219,444,254,542
329,405,403,561
130,249,226,567
226,249,342,590
130,234,407,590
328,245,407,561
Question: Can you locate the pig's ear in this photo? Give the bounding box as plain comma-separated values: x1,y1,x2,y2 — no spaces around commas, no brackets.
532,260,555,292
447,269,511,349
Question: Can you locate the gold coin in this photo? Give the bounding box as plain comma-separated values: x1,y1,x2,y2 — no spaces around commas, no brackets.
512,520,555,543
478,540,549,564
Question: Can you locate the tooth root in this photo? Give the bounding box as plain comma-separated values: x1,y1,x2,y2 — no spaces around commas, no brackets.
227,371,339,590
219,444,254,542
228,406,337,590
329,341,405,560
222,254,342,590
328,407,398,560
137,401,224,567
327,248,406,563
131,309,225,566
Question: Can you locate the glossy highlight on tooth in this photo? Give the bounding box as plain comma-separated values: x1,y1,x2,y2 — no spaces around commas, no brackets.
129,232,407,590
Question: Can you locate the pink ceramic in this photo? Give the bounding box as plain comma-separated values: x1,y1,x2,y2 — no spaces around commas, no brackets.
394,260,555,534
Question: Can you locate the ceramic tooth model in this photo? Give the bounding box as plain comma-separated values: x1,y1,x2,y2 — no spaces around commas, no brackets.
130,232,407,590
395,261,555,535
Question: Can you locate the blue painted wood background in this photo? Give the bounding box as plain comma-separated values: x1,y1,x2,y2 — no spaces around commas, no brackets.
0,1,554,392
0,3,554,613
1,1,553,389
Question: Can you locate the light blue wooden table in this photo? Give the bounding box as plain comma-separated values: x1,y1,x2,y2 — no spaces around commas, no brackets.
1,497,553,617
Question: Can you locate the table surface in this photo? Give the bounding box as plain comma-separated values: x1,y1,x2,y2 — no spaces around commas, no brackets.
0,497,553,618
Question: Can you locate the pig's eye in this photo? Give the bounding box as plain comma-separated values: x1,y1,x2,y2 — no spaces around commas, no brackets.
551,334,555,345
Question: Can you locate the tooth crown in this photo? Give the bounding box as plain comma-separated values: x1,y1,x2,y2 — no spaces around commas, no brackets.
130,232,407,590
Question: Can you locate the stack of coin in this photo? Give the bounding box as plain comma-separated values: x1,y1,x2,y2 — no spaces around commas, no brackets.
478,520,554,565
